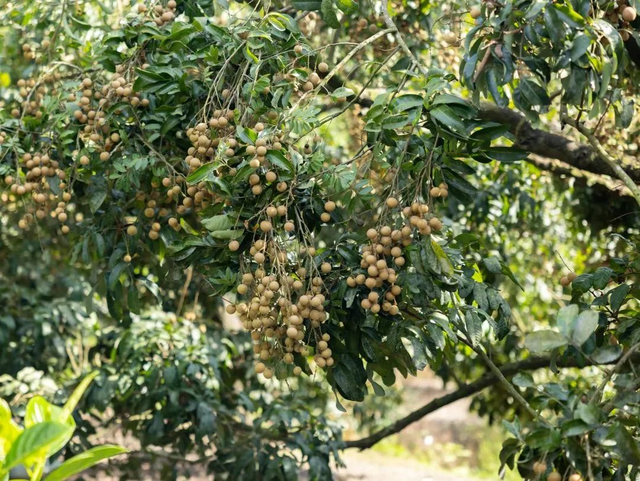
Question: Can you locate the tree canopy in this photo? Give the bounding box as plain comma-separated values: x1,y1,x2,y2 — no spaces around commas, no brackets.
1,0,639,480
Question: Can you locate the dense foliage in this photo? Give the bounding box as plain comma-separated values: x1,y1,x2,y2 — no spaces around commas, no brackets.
1,0,639,480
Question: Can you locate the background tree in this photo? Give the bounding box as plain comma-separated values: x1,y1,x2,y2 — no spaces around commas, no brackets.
0,0,639,480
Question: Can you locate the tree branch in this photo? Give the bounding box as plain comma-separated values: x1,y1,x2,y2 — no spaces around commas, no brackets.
478,103,640,185
344,353,640,450
561,116,640,207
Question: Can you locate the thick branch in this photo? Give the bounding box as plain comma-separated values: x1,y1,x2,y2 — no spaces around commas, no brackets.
478,103,640,185
344,353,640,450
562,116,640,206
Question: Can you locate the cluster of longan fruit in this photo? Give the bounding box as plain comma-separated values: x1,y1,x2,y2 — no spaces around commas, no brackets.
0,131,6,144
227,236,334,378
2,152,71,232
185,117,235,171
69,72,147,162
532,461,581,481
135,1,177,26
429,182,449,199
298,12,317,37
21,43,35,60
559,271,578,287
13,77,58,118
605,1,637,39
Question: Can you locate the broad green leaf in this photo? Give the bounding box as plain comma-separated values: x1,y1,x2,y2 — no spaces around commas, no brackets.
4,422,73,471
571,310,598,346
609,283,630,312
335,0,357,14
202,215,234,232
465,310,483,347
209,229,244,240
591,345,622,364
525,330,567,353
330,87,354,100
186,163,217,183
45,445,128,481
430,240,454,275
291,0,321,10
321,0,340,29
0,399,23,460
556,304,579,338
483,256,502,274
430,105,467,134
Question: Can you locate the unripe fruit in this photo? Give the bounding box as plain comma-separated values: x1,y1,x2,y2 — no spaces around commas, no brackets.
294,44,303,54
443,31,457,45
229,240,240,251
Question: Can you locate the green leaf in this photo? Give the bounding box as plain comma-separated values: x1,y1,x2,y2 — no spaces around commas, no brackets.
525,330,567,353
186,163,217,184
483,256,502,274
4,422,74,471
392,94,424,112
613,423,640,466
335,0,357,14
266,150,295,174
202,215,234,232
330,87,354,100
571,310,598,346
332,358,365,401
209,229,244,240
321,0,340,29
430,105,467,134
592,267,613,290
512,372,535,388
556,304,579,338
45,445,128,481
591,345,622,364
430,240,454,275
0,399,22,460
291,0,322,10
465,310,483,347
609,283,630,312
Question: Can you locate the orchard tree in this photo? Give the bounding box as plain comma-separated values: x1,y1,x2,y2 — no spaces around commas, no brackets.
1,0,639,480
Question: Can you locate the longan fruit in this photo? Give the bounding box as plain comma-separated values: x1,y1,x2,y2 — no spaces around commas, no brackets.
560,276,570,287
294,44,303,54
320,212,331,222
429,217,442,231
533,462,546,474
318,62,329,73
229,240,240,251
567,272,577,282
324,200,336,212
443,31,457,45
284,221,294,232
568,475,582,481
255,362,266,374
622,6,637,21
124,254,132,263
259,220,272,232
470,5,482,18
99,151,110,161
265,171,277,182
321,262,331,273
366,228,378,240
548,473,561,481
277,182,288,192
386,197,398,208
303,81,314,92
430,187,441,197
126,225,138,236
293,366,302,376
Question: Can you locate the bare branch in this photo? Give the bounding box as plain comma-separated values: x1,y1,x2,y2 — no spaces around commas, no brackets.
344,353,640,450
